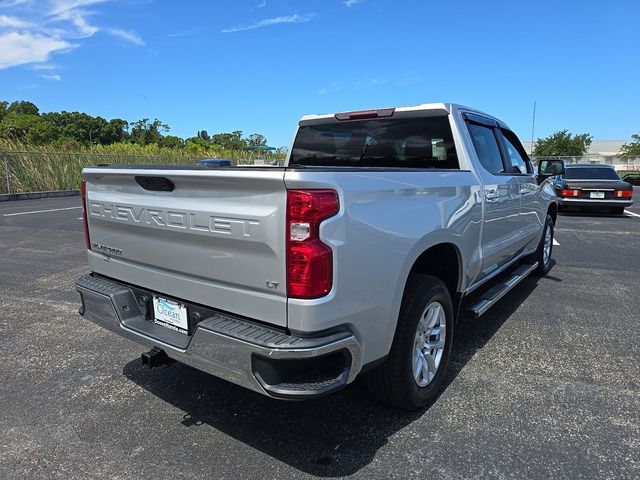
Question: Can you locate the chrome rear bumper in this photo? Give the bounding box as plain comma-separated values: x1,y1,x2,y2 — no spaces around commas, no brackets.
75,274,362,399
559,198,633,208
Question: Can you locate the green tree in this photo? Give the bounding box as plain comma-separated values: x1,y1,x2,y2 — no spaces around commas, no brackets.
185,136,211,152
0,99,279,154
0,113,56,143
100,118,129,144
533,130,592,157
197,130,210,141
43,111,108,145
246,133,267,148
620,134,640,157
7,100,39,116
158,135,184,148
211,130,245,150
130,118,169,145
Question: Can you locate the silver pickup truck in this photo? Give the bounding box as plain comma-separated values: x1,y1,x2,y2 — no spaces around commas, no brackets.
76,103,562,410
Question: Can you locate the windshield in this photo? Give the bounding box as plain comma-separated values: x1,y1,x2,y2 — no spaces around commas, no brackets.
563,167,620,180
290,116,458,169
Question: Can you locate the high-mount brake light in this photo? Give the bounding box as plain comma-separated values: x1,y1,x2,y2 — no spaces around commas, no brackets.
80,178,91,250
286,190,339,299
334,108,395,121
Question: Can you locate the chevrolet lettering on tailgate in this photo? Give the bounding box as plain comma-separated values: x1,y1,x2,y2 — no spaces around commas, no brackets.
89,202,261,238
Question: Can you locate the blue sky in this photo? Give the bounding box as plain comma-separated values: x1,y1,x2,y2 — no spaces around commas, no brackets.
0,0,638,147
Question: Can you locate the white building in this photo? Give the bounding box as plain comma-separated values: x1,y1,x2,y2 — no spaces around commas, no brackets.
521,140,640,171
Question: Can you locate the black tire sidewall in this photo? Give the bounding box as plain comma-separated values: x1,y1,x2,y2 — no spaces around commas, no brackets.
530,214,554,275
397,277,454,408
540,215,554,273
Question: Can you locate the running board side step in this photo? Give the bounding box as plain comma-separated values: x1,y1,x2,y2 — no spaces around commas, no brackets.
465,262,538,318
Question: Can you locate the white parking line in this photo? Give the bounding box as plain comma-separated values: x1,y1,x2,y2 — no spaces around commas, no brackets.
2,206,82,217
625,210,640,218
553,239,560,246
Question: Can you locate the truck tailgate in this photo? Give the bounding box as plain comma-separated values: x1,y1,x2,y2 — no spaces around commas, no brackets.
83,167,288,327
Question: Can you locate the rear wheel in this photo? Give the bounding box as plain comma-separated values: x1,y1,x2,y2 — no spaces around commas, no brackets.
366,275,453,410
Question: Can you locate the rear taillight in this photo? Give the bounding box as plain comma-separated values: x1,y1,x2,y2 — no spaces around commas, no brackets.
615,190,633,199
559,189,581,197
286,189,339,299
80,178,91,250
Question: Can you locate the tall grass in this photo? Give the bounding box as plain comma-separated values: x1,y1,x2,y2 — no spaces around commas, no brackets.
0,141,286,194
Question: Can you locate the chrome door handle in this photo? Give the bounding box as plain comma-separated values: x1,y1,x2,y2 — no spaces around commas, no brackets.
520,186,529,195
485,190,499,202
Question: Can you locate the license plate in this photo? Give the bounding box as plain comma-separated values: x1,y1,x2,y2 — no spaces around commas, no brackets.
590,192,605,199
152,296,188,334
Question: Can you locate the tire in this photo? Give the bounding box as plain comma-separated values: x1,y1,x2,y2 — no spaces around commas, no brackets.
366,274,454,410
530,214,554,275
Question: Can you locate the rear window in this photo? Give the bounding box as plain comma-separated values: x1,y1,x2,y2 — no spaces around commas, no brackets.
290,116,459,169
563,167,620,180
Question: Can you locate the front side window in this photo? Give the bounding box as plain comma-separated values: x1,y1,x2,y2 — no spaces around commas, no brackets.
500,130,531,174
290,116,459,169
467,123,504,175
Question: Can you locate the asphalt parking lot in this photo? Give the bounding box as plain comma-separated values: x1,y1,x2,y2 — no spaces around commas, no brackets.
1,194,639,480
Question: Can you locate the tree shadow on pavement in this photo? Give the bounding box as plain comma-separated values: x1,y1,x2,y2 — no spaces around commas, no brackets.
123,274,547,477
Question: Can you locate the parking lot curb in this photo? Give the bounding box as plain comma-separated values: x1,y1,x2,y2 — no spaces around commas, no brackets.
0,190,80,202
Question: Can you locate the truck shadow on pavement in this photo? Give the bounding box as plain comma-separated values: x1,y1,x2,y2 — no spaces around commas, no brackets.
559,210,632,219
123,275,545,477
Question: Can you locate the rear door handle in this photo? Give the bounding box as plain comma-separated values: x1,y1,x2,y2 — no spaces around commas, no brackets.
485,190,499,202
520,186,529,195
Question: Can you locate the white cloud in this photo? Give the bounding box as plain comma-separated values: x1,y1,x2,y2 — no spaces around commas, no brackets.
40,73,62,80
167,26,202,38
0,31,74,69
0,14,34,28
222,13,315,33
360,77,386,87
105,27,145,45
0,0,31,7
343,0,363,7
48,0,109,18
317,81,345,96
31,63,57,70
317,76,386,95
47,0,109,38
0,0,145,71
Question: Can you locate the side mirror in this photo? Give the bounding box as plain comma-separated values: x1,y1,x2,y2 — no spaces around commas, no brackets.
538,159,565,177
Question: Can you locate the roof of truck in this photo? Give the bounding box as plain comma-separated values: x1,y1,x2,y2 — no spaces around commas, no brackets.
298,102,504,126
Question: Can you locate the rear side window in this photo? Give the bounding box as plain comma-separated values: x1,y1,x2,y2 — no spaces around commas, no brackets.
467,123,505,175
290,116,459,169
